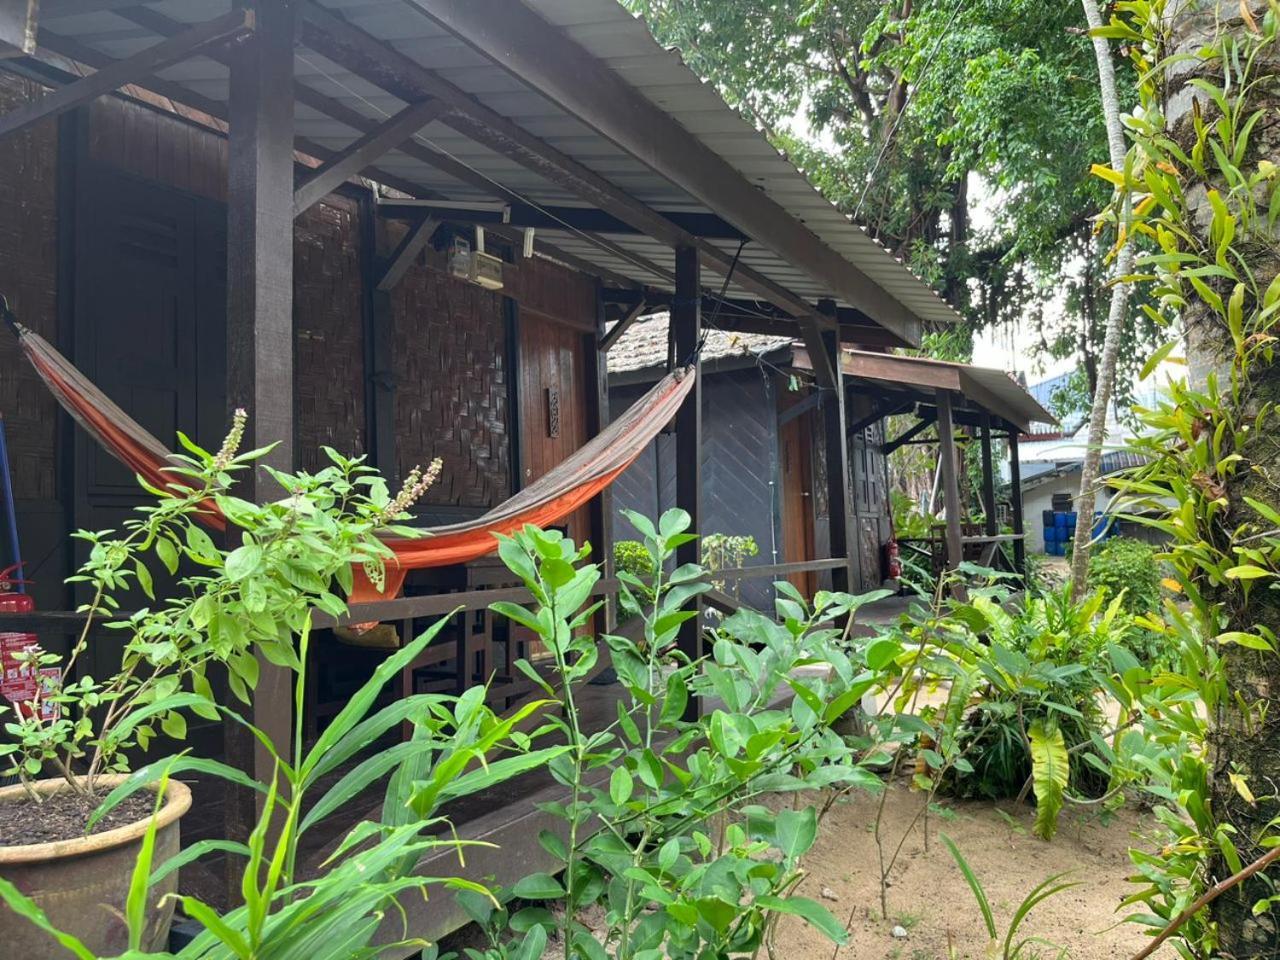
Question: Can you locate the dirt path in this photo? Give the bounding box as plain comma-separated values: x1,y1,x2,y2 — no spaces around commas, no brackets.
778,781,1174,959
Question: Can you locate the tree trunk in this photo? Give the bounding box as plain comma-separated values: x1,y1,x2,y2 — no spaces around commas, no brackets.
1168,2,1280,953
1068,0,1136,599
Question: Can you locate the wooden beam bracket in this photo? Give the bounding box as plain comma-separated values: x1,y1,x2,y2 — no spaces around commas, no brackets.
293,97,449,216
376,215,440,291
883,409,937,454
599,299,647,353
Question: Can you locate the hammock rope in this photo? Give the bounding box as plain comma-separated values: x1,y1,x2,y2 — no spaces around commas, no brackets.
3,301,693,603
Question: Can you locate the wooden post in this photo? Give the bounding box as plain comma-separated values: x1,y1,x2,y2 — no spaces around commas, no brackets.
936,391,963,571
586,283,614,629
979,412,997,537
224,0,296,848
817,300,855,593
1008,428,1026,579
673,245,701,717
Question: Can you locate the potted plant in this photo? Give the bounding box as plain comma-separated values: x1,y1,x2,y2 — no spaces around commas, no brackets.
0,411,437,957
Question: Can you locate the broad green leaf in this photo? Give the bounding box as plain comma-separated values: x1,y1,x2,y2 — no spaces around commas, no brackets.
775,807,818,859
610,766,634,806
1029,721,1069,841
755,895,848,943
511,872,566,900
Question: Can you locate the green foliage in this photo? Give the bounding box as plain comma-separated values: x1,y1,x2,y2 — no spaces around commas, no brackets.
476,510,891,958
939,585,1131,814
1087,536,1164,618
1085,0,1280,949
0,412,424,800
0,604,561,958
699,532,759,573
626,0,1161,394
1027,721,1068,842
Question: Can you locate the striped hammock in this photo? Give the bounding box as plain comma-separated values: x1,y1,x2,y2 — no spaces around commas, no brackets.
6,317,692,603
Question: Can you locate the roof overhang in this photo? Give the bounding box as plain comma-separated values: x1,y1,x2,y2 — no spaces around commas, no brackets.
791,348,1057,434
10,0,964,347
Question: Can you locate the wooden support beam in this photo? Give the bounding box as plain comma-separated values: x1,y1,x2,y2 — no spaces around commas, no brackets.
103,8,634,291
673,246,702,718
224,0,296,845
777,390,824,428
599,299,647,353
585,286,613,629
293,98,449,216
936,391,963,572
882,411,936,454
796,314,837,389
847,399,912,439
400,0,923,346
0,0,38,57
0,8,251,140
41,0,153,16
1009,431,1026,580
296,2,830,325
816,300,856,592
376,199,747,241
979,413,997,537
376,215,439,292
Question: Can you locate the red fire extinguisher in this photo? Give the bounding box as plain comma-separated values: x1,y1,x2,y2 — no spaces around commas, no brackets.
884,539,902,581
0,563,49,718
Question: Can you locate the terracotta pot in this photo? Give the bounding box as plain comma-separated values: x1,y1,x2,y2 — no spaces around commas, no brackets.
0,775,192,958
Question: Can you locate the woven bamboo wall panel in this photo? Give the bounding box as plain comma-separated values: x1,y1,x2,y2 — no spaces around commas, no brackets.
294,197,366,470
0,74,59,502
391,264,510,509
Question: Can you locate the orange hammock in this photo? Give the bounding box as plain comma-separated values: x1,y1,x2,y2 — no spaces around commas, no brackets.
6,316,693,603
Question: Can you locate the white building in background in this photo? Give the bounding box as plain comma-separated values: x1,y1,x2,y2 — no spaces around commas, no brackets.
1009,372,1163,555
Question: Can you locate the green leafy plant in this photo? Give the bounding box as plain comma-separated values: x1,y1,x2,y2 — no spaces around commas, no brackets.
0,610,564,958
1086,536,1164,619
1027,720,1069,842
477,510,890,959
0,411,437,801
1085,0,1280,951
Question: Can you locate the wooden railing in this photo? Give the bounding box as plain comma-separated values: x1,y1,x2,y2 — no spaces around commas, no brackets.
0,557,850,633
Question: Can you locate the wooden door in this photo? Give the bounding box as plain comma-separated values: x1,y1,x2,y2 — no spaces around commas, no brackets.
850,420,890,591
71,164,226,728
517,310,591,544
778,388,817,597
73,164,226,533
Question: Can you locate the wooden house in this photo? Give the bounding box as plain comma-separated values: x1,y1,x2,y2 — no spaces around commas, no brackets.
0,0,985,935
609,316,1055,605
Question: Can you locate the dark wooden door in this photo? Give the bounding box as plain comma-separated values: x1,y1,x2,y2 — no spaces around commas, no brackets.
778,388,816,597
73,163,226,535
517,310,590,544
71,164,227,739
850,420,889,591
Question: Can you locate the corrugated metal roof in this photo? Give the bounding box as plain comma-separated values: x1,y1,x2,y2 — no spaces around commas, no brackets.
606,313,792,375
36,0,961,337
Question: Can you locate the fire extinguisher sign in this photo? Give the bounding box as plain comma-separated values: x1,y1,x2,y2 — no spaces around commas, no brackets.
0,633,59,720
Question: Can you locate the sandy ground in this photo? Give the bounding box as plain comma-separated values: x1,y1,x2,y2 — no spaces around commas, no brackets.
440,778,1172,960
777,781,1173,960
